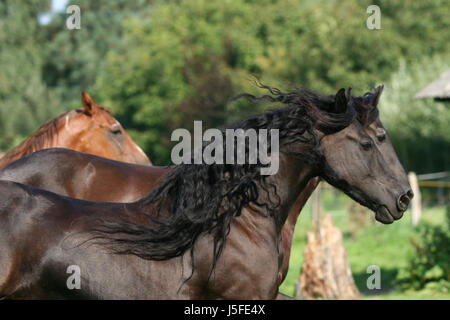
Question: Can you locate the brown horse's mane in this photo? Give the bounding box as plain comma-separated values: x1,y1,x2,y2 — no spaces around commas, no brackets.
0,106,111,168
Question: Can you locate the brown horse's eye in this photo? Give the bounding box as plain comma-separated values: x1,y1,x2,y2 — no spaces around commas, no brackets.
111,128,122,135
360,140,373,150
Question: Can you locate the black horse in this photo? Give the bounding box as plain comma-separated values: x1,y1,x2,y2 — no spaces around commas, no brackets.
0,85,408,296
0,85,412,299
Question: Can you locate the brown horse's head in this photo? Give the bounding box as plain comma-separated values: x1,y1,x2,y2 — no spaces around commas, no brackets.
57,93,151,165
319,87,412,224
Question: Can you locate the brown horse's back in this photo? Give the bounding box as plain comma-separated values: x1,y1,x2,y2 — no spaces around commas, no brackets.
0,148,168,202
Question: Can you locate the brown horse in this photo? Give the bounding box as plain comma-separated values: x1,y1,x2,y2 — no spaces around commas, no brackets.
0,85,412,299
0,92,150,168
0,85,410,296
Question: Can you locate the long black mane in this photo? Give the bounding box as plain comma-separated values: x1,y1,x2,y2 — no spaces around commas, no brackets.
89,83,357,278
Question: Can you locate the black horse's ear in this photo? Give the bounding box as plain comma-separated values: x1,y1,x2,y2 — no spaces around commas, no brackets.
371,84,384,107
345,87,352,101
334,88,347,113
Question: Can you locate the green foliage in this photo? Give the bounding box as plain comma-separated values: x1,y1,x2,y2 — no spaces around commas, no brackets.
93,0,450,164
41,0,154,109
380,53,450,172
396,206,450,293
0,0,449,169
0,0,61,150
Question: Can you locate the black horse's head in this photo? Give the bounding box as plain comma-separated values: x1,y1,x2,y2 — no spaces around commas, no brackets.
358,86,411,192
319,87,412,223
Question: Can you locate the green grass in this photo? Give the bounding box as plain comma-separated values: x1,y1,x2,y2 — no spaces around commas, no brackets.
365,290,450,300
278,188,450,300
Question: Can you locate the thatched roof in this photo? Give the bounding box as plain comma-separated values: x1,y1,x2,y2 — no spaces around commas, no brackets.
415,69,450,100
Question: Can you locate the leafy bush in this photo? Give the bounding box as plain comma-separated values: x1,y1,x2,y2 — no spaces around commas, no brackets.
396,206,450,292
380,52,450,173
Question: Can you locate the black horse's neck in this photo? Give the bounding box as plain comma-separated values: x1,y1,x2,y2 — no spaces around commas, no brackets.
89,88,351,271
257,151,318,233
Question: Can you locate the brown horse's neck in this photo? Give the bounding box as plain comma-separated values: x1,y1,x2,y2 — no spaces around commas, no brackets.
0,111,73,169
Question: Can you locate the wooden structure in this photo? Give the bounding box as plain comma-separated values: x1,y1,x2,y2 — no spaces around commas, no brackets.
296,184,360,300
415,69,450,102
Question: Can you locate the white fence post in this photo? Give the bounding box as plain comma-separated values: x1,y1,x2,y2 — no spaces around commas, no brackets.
408,172,422,227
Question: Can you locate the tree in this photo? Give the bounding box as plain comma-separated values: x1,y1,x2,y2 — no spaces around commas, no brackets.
380,53,450,173
41,0,155,109
92,0,449,164
0,0,60,151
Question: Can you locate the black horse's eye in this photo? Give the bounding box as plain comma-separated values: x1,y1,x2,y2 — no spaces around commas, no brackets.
376,133,386,142
360,140,373,150
375,128,386,142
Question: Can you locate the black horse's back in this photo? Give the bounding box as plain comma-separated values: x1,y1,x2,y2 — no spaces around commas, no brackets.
0,178,150,299
0,180,87,298
0,180,53,296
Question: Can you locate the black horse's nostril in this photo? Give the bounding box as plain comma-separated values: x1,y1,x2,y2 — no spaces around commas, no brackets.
397,192,411,212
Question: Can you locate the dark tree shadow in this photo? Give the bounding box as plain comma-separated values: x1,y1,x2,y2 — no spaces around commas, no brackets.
352,268,399,296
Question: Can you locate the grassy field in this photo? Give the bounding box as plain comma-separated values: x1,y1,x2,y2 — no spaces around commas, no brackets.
278,187,450,300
